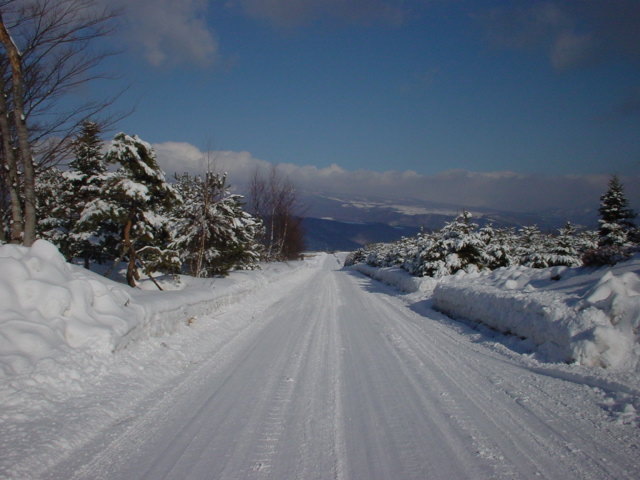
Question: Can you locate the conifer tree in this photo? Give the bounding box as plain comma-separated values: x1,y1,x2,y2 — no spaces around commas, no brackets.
65,121,113,267
480,225,517,269
35,167,72,251
583,175,638,265
548,222,582,267
421,211,488,277
81,133,180,287
171,172,262,277
598,175,636,248
517,225,553,268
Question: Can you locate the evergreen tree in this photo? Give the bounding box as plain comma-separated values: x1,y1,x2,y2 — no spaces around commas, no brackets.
517,225,554,268
81,133,180,287
547,222,582,267
35,167,72,252
598,175,636,248
480,224,517,269
421,211,489,277
65,121,113,267
583,175,637,265
171,172,263,277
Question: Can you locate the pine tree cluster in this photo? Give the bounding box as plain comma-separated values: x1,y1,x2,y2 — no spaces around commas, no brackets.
345,182,638,277
34,124,263,287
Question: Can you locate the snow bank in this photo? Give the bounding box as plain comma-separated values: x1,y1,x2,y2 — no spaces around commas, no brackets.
350,263,436,293
433,264,640,369
0,241,142,376
0,240,306,378
350,254,640,370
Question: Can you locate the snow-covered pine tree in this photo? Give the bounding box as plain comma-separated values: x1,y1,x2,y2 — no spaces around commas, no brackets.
420,211,489,277
171,172,263,277
582,175,637,265
81,133,180,287
480,224,517,269
402,231,434,276
64,121,116,267
35,167,72,252
547,221,583,267
517,225,554,268
598,175,636,247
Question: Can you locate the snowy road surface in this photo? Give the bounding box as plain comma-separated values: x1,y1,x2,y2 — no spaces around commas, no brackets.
40,254,640,479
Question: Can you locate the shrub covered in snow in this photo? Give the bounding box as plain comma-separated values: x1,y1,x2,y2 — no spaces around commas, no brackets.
347,211,599,278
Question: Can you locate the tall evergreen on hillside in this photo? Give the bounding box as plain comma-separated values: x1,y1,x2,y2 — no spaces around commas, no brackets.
598,175,636,247
583,175,637,265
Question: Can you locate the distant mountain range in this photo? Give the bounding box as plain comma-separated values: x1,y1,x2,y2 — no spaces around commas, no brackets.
298,191,599,252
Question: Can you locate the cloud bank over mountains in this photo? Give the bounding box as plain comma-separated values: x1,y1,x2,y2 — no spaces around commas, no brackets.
154,141,638,215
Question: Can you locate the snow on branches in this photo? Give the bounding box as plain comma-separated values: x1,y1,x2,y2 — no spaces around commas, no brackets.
35,130,265,287
345,211,601,278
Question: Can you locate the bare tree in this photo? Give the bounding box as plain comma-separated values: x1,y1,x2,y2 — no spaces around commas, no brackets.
0,0,121,245
249,165,304,261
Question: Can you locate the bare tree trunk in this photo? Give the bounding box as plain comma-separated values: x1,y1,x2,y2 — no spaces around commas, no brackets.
0,65,24,243
0,11,36,246
123,219,137,287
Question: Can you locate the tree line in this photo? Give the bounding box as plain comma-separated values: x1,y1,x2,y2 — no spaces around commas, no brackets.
33,123,304,287
345,176,638,277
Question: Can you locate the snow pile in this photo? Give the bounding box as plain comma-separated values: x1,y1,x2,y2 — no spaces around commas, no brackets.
351,263,436,293
0,240,142,376
433,263,640,369
349,254,640,370
0,240,307,378
584,271,640,336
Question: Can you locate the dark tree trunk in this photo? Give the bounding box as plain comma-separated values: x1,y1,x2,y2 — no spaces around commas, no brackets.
0,11,36,246
0,66,24,243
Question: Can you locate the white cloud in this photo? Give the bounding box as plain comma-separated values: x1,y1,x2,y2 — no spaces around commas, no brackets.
109,0,219,67
152,141,640,214
153,142,270,183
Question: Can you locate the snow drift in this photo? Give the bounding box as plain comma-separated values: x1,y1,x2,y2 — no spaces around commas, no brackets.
350,263,436,293
0,240,142,376
349,257,640,370
0,240,305,378
434,264,640,370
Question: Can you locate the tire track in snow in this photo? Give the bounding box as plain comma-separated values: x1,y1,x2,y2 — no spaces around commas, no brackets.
336,273,482,479
221,256,347,480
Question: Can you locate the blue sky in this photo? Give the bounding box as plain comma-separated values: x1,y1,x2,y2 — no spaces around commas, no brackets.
86,0,640,211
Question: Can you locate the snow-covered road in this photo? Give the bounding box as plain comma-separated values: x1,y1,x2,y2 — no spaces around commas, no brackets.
36,254,640,479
